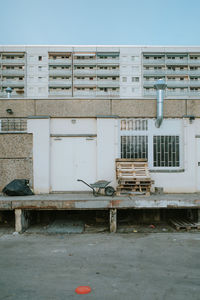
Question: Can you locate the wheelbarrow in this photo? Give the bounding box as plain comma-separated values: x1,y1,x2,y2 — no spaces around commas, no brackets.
77,179,115,197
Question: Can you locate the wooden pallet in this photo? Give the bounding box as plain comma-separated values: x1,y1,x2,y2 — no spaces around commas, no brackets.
169,218,200,230
116,186,150,196
116,159,150,180
116,159,152,196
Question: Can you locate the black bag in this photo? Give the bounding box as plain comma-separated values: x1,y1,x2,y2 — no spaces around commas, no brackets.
2,179,34,196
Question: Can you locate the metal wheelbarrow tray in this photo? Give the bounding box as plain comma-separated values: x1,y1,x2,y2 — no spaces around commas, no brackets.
77,179,115,196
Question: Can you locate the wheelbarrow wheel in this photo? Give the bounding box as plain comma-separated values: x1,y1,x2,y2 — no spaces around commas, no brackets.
105,186,115,196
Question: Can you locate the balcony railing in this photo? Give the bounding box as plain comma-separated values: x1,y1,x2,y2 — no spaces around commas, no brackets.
2,80,25,87
190,81,200,87
96,91,119,97
97,59,119,65
0,91,25,98
97,80,119,87
167,81,189,87
73,59,97,65
2,69,25,76
1,59,25,64
73,80,97,86
143,69,166,76
49,69,72,76
49,90,72,96
165,69,189,75
143,59,165,65
143,81,157,87
48,80,72,87
73,91,97,97
97,69,119,76
188,59,200,65
165,59,188,65
189,70,200,76
48,59,72,65
73,69,97,75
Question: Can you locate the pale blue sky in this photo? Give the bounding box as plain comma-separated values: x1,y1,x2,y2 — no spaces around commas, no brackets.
1,0,200,45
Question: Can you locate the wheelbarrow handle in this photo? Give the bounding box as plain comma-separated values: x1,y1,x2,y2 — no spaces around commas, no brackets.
77,179,93,189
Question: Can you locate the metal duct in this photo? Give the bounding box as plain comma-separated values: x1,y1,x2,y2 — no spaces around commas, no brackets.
154,79,167,128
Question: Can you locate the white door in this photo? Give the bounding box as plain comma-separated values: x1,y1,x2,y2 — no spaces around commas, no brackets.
51,137,96,191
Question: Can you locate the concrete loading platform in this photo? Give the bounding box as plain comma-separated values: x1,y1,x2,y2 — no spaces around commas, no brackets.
1,193,200,233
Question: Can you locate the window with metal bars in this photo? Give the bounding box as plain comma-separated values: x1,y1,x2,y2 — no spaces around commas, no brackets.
0,119,27,132
153,136,180,167
121,136,148,159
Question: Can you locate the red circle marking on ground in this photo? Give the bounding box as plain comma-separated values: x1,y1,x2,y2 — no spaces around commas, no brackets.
75,286,91,294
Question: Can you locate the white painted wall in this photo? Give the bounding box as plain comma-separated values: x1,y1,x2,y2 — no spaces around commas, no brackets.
27,116,200,194
27,117,50,194
96,118,118,187
150,119,200,193
50,118,96,135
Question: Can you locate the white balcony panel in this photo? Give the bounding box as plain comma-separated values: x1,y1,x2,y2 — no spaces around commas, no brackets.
190,81,200,87
73,80,97,86
49,80,72,87
74,69,97,75
96,91,119,97
189,70,200,76
49,91,72,96
73,59,97,65
97,69,119,75
48,59,72,65
73,91,97,97
166,91,188,96
165,70,189,75
143,70,165,76
0,92,24,98
188,59,200,65
143,59,165,65
1,59,25,64
2,70,25,76
167,81,189,87
49,69,72,76
165,59,188,65
97,80,119,87
97,59,119,65
2,80,25,87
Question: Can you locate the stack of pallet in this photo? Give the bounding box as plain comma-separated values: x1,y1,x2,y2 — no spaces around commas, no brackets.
116,159,153,196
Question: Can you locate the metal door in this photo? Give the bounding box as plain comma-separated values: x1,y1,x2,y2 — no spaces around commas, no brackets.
50,137,96,191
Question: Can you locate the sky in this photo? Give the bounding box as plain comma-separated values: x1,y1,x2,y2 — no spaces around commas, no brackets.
0,0,200,45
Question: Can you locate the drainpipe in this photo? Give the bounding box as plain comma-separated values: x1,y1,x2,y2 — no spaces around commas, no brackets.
154,79,167,128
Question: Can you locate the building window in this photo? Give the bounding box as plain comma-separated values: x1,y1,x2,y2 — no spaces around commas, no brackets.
132,77,139,82
119,119,182,169
38,56,42,61
153,136,180,167
122,77,127,82
0,119,27,132
121,136,148,159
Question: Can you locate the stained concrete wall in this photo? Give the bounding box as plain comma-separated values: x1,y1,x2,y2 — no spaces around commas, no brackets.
0,100,35,118
0,98,196,118
0,134,33,191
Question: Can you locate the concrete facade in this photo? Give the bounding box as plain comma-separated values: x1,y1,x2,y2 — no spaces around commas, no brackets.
0,134,33,191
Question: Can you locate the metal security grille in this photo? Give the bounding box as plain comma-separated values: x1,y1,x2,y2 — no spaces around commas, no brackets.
153,136,180,167
120,119,148,131
0,119,27,132
121,136,148,159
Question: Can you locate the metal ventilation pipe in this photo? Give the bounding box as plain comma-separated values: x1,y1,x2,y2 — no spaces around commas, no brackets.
154,79,167,128
5,87,12,98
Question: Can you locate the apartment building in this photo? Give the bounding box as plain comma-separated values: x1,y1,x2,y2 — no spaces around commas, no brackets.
1,45,200,99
